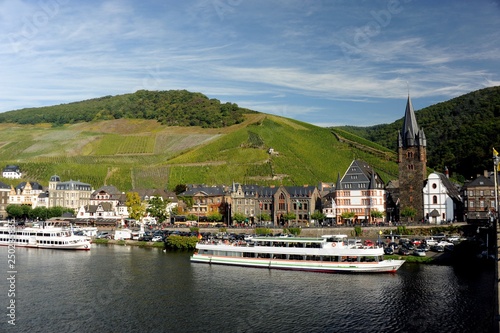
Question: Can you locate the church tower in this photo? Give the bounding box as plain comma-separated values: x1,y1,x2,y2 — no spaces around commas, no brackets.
397,95,427,222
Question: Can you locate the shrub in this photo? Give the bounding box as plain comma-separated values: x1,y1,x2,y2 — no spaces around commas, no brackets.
284,227,301,236
165,235,198,250
255,227,273,236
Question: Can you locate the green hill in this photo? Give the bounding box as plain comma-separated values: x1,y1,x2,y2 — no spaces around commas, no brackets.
0,114,398,191
336,86,500,181
0,90,253,128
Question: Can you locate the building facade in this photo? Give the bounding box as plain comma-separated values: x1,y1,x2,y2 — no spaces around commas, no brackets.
2,165,21,179
49,176,93,211
462,172,496,224
335,160,386,224
423,171,462,223
9,182,44,208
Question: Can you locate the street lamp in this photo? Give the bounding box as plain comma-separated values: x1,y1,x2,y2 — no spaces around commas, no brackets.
197,202,200,225
296,200,299,226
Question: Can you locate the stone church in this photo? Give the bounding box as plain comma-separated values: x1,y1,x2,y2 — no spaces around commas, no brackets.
397,95,427,222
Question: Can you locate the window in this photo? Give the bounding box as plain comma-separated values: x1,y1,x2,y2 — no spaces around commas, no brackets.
432,183,437,189
432,196,437,204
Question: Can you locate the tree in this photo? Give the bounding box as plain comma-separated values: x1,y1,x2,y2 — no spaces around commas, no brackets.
370,209,384,220
282,212,296,222
147,196,169,223
126,192,146,221
341,211,355,222
232,212,247,224
400,206,417,222
207,211,222,222
6,205,23,220
311,211,326,223
173,184,187,195
257,212,271,223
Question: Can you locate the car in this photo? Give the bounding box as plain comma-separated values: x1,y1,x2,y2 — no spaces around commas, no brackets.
151,235,164,242
364,239,374,247
387,242,399,250
139,234,153,241
431,245,444,252
398,247,410,255
96,232,110,239
413,249,426,257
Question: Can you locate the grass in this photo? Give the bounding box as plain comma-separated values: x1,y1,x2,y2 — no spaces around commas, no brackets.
0,114,400,190
385,254,435,263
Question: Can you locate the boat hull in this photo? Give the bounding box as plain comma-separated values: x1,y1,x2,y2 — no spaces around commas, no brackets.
191,254,404,273
0,242,91,250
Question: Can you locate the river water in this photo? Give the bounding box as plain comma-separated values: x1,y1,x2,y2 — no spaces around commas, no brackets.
0,244,495,333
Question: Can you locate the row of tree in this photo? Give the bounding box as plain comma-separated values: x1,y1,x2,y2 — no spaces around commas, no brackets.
6,205,74,222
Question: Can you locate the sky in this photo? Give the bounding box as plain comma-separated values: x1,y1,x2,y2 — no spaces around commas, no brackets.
1,0,499,127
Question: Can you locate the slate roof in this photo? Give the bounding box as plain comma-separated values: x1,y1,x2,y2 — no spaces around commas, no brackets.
398,95,426,148
340,160,385,190
15,181,44,191
285,185,317,198
426,172,461,201
56,180,92,191
181,185,227,196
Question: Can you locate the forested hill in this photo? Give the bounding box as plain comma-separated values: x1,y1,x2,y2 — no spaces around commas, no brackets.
337,86,500,181
0,90,256,128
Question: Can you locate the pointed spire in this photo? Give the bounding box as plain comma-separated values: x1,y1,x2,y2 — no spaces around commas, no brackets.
336,172,342,190
401,94,424,148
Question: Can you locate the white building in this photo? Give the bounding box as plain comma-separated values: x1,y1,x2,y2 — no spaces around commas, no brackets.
2,165,21,179
335,160,386,224
423,171,461,223
9,182,44,208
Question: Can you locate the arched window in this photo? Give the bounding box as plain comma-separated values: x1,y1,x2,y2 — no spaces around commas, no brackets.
433,195,438,204
278,193,285,210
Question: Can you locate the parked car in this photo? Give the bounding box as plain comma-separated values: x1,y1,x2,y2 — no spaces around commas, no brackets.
398,247,410,256
364,239,374,247
96,232,111,239
151,235,164,242
413,249,426,257
387,242,399,250
431,245,444,252
139,232,153,242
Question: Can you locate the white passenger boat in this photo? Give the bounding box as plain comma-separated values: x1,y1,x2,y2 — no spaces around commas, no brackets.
191,234,405,273
0,225,91,250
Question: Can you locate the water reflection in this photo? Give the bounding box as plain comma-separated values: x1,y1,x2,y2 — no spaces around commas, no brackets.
0,245,494,333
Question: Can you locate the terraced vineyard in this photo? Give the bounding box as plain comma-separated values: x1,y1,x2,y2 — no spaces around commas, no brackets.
0,114,399,191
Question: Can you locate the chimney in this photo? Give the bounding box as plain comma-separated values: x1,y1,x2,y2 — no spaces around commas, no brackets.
484,170,489,177
444,166,449,178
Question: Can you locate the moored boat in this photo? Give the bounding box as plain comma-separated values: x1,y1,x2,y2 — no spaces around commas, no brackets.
0,224,91,250
191,234,404,273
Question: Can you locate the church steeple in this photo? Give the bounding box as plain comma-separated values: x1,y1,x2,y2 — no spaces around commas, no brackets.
397,93,427,223
400,95,426,148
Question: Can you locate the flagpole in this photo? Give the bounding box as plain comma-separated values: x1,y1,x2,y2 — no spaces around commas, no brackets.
494,148,499,221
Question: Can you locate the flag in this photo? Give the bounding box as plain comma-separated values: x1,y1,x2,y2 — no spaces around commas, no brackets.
494,148,499,157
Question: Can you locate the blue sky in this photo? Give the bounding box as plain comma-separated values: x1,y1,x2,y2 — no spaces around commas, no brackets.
1,0,499,126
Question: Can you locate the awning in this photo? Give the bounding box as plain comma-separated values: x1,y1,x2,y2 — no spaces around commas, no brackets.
430,209,440,217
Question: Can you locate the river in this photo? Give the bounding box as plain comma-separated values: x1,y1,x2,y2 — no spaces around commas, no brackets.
0,244,495,333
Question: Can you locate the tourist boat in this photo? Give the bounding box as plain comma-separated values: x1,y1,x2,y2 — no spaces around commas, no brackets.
191,234,405,273
0,224,91,250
